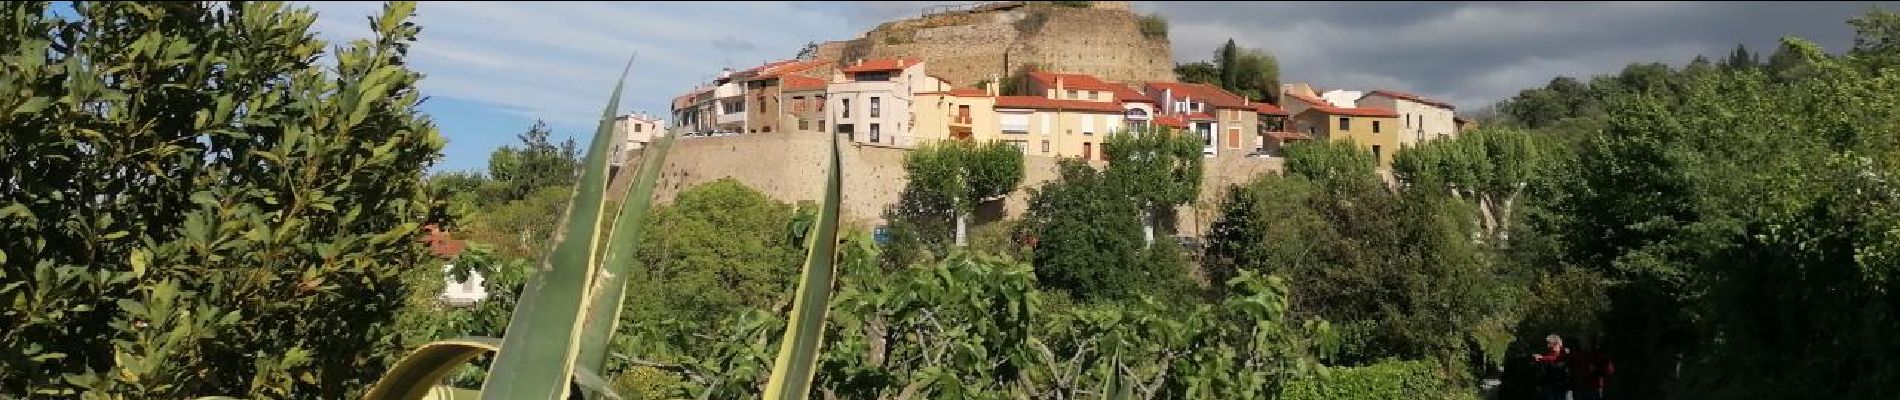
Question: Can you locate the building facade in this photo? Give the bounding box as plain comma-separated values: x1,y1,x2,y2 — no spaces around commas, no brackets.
1356,90,1458,147
827,58,946,147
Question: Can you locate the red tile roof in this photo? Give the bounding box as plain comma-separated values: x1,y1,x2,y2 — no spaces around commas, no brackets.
1153,115,1188,128
918,87,992,97
1363,90,1455,110
1110,84,1155,103
842,58,921,73
1145,82,1251,109
1287,91,1398,117
782,75,826,91
1254,103,1288,116
419,224,465,259
1185,112,1216,121
754,60,830,80
993,96,1124,113
1028,71,1123,92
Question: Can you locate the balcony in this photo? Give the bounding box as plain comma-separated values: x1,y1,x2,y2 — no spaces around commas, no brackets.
952,115,973,125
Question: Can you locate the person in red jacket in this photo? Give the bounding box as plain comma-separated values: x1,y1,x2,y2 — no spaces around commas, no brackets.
1531,334,1570,400
1568,335,1614,400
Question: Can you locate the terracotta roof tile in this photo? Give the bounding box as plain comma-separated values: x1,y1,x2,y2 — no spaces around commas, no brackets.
1363,90,1455,110
1110,84,1155,103
1254,103,1288,115
1288,91,1398,117
782,75,827,91
994,96,1124,113
1153,115,1188,128
842,58,922,73
1185,112,1216,121
1145,82,1251,109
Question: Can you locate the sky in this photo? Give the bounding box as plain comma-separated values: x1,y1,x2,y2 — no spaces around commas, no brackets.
292,1,1898,173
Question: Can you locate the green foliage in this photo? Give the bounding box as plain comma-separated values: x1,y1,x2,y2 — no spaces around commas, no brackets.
1052,1,1092,8
761,130,847,400
1546,34,1900,398
884,140,1024,266
1848,6,1900,70
1138,13,1168,39
1175,61,1219,85
1283,139,1379,189
1281,360,1466,400
0,2,441,398
1027,129,1204,302
625,179,803,323
1027,159,1156,301
483,120,580,202
1392,127,1541,243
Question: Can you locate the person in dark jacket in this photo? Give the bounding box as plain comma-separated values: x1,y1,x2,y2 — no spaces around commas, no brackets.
1568,336,1614,400
1531,334,1570,400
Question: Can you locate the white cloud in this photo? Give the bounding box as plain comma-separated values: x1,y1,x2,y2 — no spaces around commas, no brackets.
297,1,864,129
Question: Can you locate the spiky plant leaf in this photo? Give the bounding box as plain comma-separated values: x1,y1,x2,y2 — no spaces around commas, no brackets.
760,131,845,399
361,337,503,400
479,56,636,400
576,111,675,373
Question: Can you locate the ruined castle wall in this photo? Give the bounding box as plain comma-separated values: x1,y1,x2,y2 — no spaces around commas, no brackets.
828,2,1173,88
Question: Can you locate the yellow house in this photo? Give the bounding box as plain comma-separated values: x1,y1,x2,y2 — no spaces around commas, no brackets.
1286,91,1401,167
913,87,998,146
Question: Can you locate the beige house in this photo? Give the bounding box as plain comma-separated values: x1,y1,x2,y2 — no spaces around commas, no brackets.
993,94,1125,160
1356,90,1458,147
827,58,948,147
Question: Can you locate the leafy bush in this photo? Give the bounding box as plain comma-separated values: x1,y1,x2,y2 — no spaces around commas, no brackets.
1282,360,1463,400
0,2,440,398
1139,13,1169,39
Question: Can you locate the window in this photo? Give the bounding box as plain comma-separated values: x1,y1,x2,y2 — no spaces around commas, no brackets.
1373,120,1382,133
1227,128,1241,149
799,119,809,131
836,124,853,134
1372,145,1383,163
1007,140,1027,154
1090,91,1099,101
1081,115,1095,135
634,124,642,133
870,97,881,118
1041,140,1050,153
1067,89,1078,99
1338,117,1350,131
842,98,851,118
870,123,881,143
855,71,892,82
1405,114,1411,129
1082,143,1092,159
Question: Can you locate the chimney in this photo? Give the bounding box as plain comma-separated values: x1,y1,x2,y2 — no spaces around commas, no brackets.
988,73,1000,96
856,59,865,67
1055,76,1065,99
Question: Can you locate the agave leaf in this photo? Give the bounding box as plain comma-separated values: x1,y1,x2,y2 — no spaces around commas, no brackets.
361,337,503,400
575,112,673,373
761,131,845,399
572,367,624,400
480,55,636,400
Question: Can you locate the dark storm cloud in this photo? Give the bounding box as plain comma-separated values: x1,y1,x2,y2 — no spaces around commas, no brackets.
844,2,1897,109
1133,1,1900,109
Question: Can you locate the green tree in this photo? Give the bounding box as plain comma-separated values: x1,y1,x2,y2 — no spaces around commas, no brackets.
1219,39,1241,92
1847,6,1900,69
0,2,440,398
1391,127,1541,244
1026,159,1193,301
625,179,804,327
485,120,579,202
1722,44,1758,70
885,140,1024,265
1175,61,1220,85
1103,127,1204,246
